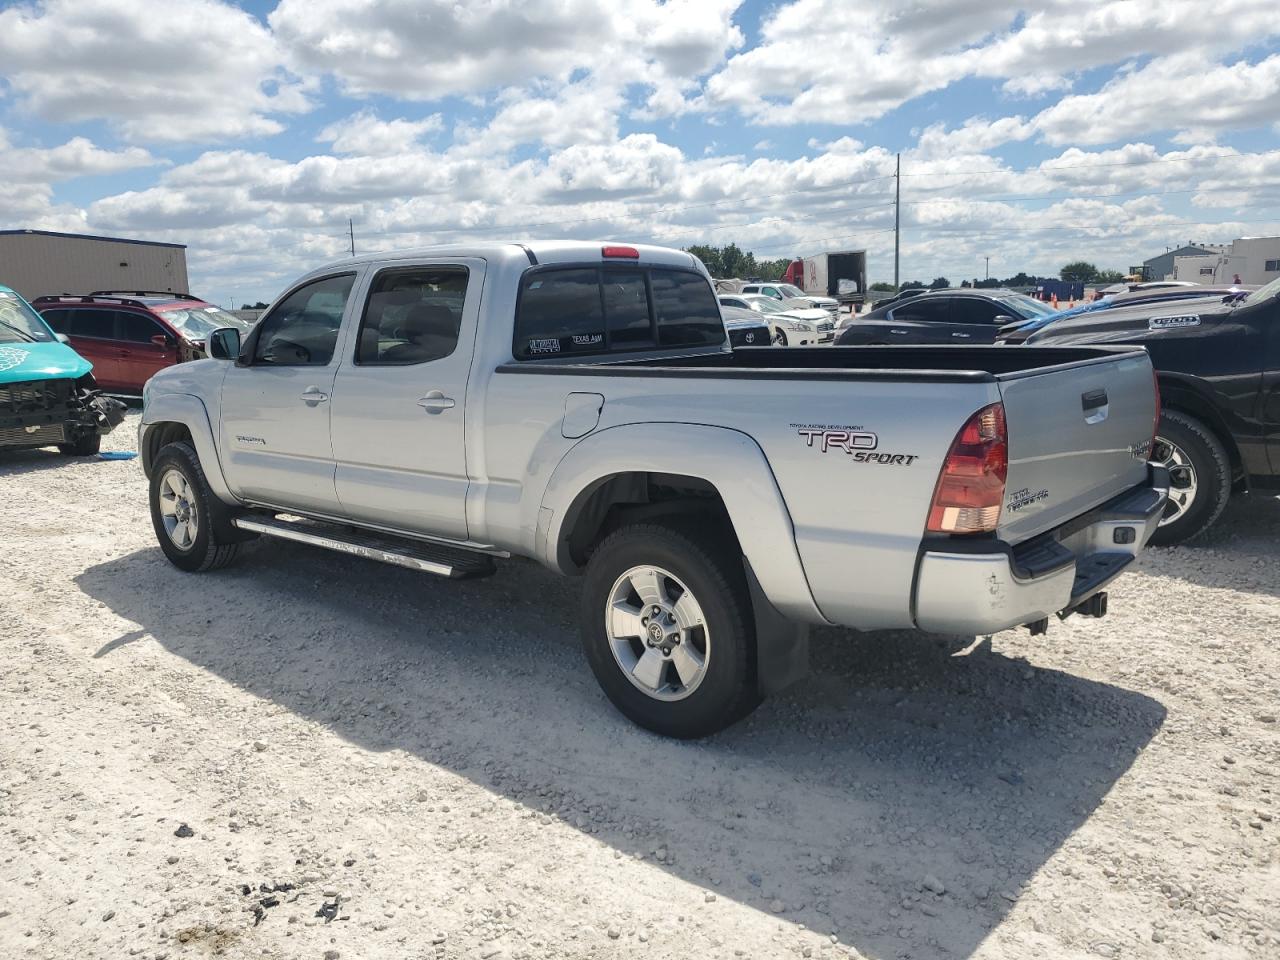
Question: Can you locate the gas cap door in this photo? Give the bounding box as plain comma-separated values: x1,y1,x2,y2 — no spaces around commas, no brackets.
562,392,605,439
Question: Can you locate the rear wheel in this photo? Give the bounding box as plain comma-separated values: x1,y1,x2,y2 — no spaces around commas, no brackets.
149,441,243,572
580,522,759,738
1149,410,1230,546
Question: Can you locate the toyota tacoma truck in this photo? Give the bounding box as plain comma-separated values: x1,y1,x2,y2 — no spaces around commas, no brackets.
1,284,125,455
138,241,1167,738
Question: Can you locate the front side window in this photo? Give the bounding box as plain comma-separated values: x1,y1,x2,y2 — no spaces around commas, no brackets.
951,298,999,325
514,266,723,359
762,286,781,298
778,283,806,298
0,291,55,344
356,266,467,365
119,312,167,343
253,273,355,366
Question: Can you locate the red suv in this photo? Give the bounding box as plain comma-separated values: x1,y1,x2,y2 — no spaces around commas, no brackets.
33,291,251,394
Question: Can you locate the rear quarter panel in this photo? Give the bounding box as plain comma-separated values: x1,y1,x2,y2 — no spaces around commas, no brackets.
470,360,1000,631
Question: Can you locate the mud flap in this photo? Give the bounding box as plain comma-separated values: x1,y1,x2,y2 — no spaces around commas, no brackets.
745,559,810,696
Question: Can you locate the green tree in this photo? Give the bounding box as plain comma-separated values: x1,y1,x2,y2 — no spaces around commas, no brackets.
869,281,896,291
1095,269,1126,283
685,244,723,277
928,276,950,289
1002,272,1036,287
1060,261,1099,282
756,258,792,282
901,279,925,290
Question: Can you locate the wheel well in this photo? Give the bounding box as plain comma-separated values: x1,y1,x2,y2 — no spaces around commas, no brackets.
141,421,194,478
561,472,737,570
1157,378,1244,485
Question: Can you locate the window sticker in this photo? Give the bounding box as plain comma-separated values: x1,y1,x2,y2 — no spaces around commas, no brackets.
527,337,561,354
571,333,604,347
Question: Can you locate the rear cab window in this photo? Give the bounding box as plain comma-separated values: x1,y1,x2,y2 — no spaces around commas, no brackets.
514,266,723,360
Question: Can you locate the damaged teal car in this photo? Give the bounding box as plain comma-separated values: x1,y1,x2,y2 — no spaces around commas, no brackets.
0,283,125,455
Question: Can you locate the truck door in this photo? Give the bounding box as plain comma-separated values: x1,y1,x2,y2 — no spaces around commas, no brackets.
218,272,358,516
328,260,482,541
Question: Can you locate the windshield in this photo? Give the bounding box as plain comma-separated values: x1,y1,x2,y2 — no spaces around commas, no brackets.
159,306,251,340
777,284,806,298
0,291,55,344
1242,276,1280,308
747,297,788,314
999,294,1056,318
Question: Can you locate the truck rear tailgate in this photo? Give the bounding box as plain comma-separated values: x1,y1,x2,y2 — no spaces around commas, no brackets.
996,350,1155,545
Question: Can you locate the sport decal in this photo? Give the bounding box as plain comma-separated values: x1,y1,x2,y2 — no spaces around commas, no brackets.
1148,314,1200,330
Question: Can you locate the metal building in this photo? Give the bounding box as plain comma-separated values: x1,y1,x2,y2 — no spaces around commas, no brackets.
1141,243,1224,282
0,229,189,301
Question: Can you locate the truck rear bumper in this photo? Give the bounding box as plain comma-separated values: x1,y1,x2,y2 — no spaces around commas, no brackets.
913,464,1168,635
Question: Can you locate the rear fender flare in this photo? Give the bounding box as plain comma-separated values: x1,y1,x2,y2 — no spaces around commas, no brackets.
537,423,827,625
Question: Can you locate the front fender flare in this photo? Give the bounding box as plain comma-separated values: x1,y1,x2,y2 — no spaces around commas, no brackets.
140,393,235,503
536,422,827,626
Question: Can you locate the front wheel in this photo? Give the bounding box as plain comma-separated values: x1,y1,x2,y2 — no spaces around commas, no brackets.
580,523,760,738
1149,410,1231,546
772,328,789,347
58,432,101,456
149,441,243,572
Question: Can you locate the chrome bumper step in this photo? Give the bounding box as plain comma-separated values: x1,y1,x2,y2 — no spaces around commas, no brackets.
232,514,497,579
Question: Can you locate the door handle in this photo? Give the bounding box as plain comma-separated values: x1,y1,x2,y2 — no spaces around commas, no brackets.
300,386,329,406
417,390,456,414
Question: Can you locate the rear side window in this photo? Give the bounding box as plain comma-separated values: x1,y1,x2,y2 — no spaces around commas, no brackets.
70,309,116,339
892,298,950,323
356,266,468,365
41,309,71,333
514,266,723,359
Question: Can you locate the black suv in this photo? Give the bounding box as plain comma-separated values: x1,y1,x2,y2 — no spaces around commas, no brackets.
1026,278,1280,544
835,288,1057,345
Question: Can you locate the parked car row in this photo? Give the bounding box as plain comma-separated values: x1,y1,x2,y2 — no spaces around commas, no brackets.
718,293,836,345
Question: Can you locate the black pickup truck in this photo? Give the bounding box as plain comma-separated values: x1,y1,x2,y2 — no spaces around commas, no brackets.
1026,277,1280,544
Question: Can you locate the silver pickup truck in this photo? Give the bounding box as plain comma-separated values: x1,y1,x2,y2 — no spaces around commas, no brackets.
139,241,1167,738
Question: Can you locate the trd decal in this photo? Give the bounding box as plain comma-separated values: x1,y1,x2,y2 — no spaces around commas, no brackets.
793,425,919,465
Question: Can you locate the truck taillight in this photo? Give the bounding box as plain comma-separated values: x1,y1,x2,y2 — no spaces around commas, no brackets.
926,402,1008,535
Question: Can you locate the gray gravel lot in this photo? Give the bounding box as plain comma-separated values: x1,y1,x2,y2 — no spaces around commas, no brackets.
1,411,1277,960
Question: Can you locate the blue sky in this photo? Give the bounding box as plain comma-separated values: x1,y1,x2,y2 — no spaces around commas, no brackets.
1,0,1278,305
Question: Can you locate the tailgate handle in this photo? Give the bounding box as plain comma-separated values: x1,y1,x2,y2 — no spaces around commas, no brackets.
1081,389,1108,412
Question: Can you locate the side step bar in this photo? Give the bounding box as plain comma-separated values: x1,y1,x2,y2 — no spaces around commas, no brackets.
232,514,497,579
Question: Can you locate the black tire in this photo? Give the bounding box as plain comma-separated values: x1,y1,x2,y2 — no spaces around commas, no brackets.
149,441,243,572
580,522,760,738
1149,409,1231,546
772,328,788,347
58,432,101,456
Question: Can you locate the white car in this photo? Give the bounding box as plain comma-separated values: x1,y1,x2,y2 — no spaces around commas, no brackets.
718,294,835,346
739,282,840,318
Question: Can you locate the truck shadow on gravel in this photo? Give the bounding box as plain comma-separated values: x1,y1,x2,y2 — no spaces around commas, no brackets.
78,542,1166,960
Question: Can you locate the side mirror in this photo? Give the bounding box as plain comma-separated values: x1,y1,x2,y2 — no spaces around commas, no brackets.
207,326,241,360
55,333,70,344
992,315,1016,324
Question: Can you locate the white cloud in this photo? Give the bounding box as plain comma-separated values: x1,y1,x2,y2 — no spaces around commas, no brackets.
1033,54,1280,145
270,0,742,101
0,130,158,183
318,110,443,157
705,0,1280,128
0,0,311,143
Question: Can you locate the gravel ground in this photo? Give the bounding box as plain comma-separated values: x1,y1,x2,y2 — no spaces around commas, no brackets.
1,410,1277,960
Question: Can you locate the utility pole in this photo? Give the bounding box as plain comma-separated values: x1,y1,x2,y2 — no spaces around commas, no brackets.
349,219,356,257
984,256,990,280
893,153,901,290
